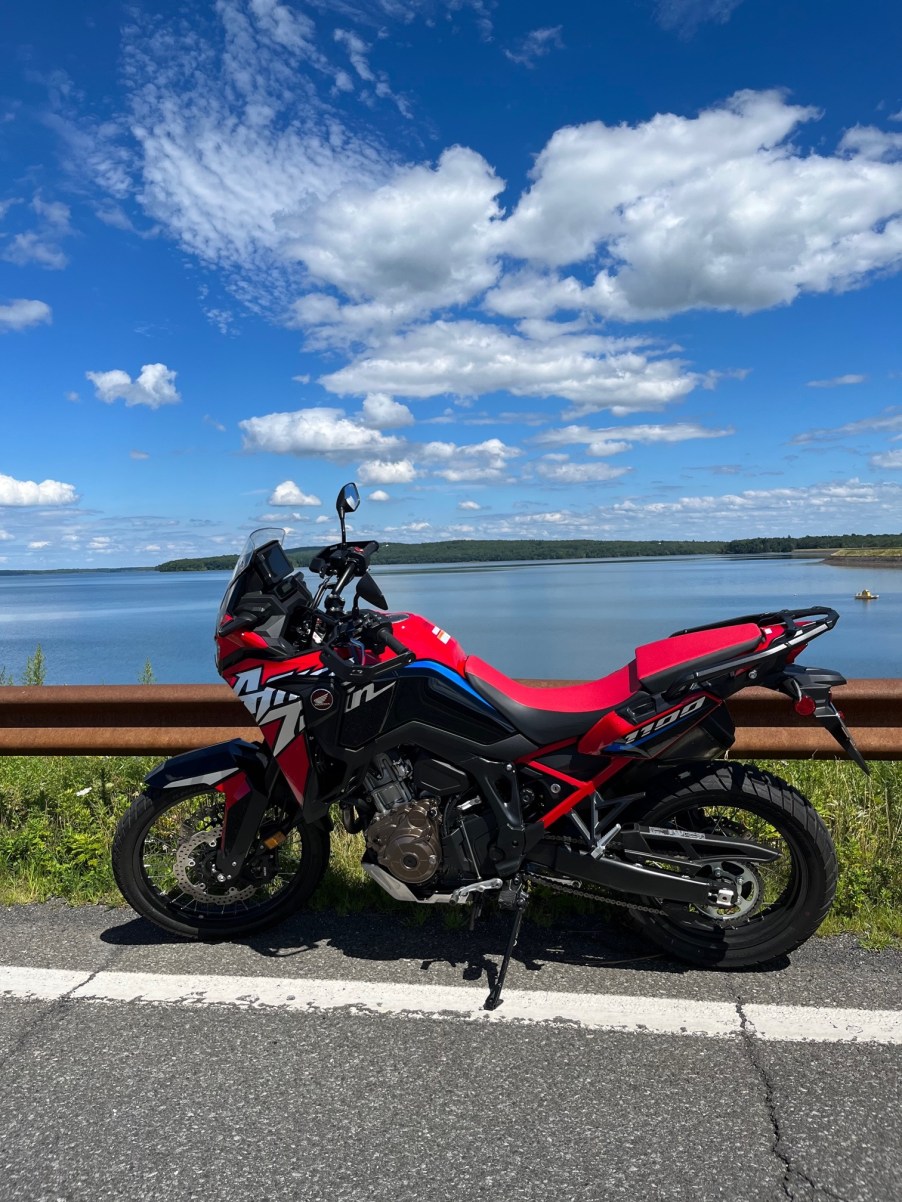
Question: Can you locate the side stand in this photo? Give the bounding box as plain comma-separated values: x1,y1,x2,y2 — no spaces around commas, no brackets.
483,882,528,1012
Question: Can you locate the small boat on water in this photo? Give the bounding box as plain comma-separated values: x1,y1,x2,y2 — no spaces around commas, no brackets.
855,589,879,600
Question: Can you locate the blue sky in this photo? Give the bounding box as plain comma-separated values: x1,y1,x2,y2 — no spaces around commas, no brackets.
2,0,902,568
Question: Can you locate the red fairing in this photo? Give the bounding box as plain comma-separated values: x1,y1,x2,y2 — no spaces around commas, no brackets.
224,651,323,805
387,612,467,674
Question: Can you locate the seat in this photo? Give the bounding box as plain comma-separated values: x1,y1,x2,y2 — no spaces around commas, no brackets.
464,656,640,746
634,623,764,694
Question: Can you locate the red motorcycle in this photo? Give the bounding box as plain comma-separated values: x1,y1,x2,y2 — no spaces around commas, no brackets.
113,483,867,1008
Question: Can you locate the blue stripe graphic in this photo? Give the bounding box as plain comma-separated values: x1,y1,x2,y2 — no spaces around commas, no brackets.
403,660,499,712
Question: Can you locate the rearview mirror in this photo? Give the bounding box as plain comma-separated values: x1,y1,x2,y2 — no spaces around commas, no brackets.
336,482,360,544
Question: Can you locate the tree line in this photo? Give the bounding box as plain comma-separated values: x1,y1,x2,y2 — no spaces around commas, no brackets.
155,532,902,572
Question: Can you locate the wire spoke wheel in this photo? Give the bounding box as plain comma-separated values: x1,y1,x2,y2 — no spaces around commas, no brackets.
113,787,329,939
628,765,837,968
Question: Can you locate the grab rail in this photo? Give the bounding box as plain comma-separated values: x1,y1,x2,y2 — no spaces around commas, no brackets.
0,680,899,758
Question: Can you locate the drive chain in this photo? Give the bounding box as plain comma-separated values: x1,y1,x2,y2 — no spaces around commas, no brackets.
525,872,663,916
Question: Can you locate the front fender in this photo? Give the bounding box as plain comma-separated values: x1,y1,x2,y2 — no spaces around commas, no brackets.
144,738,269,798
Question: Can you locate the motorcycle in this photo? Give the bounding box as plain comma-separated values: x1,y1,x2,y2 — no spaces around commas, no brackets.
113,482,868,1009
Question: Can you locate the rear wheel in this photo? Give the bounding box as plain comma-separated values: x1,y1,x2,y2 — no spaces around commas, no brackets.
628,763,837,968
112,788,329,939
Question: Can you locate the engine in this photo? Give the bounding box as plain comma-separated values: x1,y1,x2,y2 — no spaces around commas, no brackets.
351,753,444,886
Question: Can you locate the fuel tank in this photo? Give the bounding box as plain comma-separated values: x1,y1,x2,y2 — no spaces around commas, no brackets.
384,612,467,675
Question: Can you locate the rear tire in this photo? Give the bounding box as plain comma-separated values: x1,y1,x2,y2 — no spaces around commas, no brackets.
112,788,330,939
628,763,837,968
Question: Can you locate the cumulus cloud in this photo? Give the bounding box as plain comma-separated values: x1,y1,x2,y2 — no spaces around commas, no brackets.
368,489,390,501
872,450,902,469
0,472,78,506
356,459,418,484
86,363,181,408
240,407,402,456
0,299,52,332
322,320,697,415
497,90,902,320
268,481,322,506
359,393,414,428
288,147,504,336
458,499,481,510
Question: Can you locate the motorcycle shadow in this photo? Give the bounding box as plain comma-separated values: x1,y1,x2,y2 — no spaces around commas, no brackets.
100,906,791,983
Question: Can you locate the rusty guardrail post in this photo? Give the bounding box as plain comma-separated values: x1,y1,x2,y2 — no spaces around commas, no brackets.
0,680,898,758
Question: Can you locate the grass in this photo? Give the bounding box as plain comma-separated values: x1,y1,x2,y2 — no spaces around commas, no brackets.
0,755,899,947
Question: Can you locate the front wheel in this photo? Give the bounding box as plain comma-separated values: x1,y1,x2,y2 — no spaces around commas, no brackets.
112,787,330,939
628,763,837,968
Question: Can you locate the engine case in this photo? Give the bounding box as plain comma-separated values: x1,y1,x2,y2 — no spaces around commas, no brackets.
365,801,442,884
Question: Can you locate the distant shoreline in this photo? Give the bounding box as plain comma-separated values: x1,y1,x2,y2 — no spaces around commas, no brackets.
2,537,902,576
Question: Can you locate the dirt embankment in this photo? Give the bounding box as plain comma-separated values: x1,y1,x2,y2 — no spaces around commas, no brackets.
825,549,902,569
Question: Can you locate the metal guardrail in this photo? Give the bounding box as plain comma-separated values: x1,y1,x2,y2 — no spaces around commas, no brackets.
0,680,898,759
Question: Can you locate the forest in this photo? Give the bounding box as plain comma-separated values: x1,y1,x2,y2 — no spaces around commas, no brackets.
155,532,902,572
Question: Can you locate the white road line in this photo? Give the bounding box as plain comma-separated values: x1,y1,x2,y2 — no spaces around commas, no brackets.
1,965,901,1044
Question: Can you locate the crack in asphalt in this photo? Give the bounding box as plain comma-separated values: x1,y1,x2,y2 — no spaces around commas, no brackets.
735,998,852,1202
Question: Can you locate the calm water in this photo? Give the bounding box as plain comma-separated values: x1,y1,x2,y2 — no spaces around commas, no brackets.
0,556,899,684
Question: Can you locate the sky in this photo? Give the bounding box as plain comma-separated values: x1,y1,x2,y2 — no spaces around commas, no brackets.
2,0,902,569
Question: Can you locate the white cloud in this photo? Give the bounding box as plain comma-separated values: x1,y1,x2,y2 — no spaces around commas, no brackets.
655,0,744,36
806,374,867,388
504,27,563,68
872,450,902,469
0,529,13,540
27,540,50,549
1,195,73,270
458,500,481,510
356,459,418,484
240,407,401,456
130,450,150,460
359,393,414,428
322,320,697,415
268,481,322,506
368,489,390,501
498,91,902,320
792,409,902,444
0,299,52,332
87,363,181,408
0,472,78,507
534,459,630,483
288,146,504,334
535,421,734,455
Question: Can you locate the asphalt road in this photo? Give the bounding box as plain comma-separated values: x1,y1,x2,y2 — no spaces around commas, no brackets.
1,903,900,1202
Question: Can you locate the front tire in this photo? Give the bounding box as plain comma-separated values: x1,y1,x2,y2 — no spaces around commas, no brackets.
628,763,837,968
112,787,330,939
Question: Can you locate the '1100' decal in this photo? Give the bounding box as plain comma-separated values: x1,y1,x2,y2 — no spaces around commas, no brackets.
618,696,707,745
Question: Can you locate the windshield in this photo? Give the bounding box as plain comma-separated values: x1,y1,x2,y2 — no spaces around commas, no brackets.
218,527,287,625
228,527,286,585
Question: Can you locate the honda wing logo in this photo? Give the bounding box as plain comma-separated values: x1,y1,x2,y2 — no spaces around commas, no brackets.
232,667,306,756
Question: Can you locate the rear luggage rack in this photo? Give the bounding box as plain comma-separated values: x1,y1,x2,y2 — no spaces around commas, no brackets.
670,606,839,640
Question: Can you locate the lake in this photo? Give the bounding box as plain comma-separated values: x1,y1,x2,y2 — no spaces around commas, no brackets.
0,555,899,684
